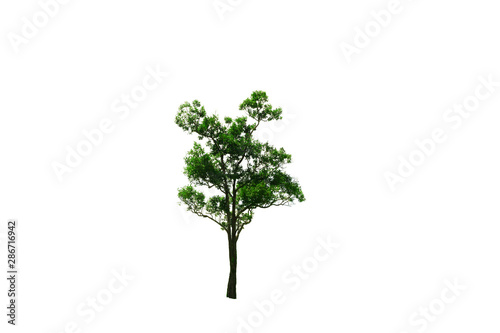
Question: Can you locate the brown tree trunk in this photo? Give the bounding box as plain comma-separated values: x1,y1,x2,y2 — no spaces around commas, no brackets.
226,236,237,299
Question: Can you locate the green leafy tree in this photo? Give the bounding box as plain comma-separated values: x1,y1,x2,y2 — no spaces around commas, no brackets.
175,91,305,299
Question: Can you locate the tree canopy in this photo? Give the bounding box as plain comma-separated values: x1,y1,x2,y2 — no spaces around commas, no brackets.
176,91,305,240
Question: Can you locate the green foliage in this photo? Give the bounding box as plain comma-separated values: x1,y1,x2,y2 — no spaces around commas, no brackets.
176,90,305,239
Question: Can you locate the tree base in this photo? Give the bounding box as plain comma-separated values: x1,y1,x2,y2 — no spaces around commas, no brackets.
226,281,237,299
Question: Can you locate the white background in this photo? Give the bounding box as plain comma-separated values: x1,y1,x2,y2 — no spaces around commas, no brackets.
1,0,500,332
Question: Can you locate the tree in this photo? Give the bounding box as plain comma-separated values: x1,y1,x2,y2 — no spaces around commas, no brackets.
175,91,305,299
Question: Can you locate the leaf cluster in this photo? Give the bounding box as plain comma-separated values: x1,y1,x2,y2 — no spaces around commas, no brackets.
176,91,305,239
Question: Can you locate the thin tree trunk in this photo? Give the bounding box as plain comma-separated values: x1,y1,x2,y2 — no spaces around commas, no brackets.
226,236,237,299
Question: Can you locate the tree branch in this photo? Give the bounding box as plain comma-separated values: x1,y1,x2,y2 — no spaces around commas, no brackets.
191,210,227,230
